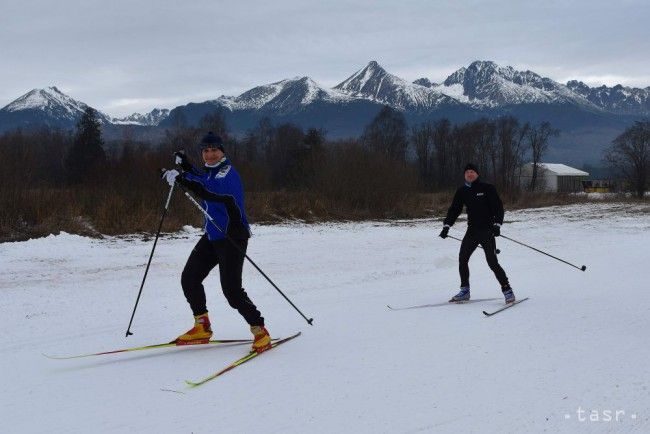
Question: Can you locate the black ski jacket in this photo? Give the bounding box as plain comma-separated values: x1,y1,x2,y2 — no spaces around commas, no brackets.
443,179,504,229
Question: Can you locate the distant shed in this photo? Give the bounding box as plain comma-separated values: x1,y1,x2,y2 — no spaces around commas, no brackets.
520,163,589,192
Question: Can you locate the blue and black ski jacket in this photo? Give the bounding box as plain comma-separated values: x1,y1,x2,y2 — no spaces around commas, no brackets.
177,158,251,241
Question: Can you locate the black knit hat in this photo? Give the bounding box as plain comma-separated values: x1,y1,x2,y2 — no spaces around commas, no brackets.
464,163,479,174
200,131,224,151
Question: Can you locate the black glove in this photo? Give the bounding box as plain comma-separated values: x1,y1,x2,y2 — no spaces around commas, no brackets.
174,151,192,172
439,226,449,239
492,224,501,237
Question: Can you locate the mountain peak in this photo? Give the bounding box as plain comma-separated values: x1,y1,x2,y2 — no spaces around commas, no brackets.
443,67,467,86
413,78,436,88
47,86,64,95
1,86,112,128
4,86,83,114
334,61,390,94
566,80,590,93
441,60,588,107
112,108,170,126
366,60,383,71
566,80,650,115
467,60,498,70
223,75,352,113
335,61,457,111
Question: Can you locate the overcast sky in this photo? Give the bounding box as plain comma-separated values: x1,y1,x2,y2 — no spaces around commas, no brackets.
2,0,649,116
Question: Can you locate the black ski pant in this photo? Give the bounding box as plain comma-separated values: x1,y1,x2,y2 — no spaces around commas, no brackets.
459,227,510,289
181,234,264,326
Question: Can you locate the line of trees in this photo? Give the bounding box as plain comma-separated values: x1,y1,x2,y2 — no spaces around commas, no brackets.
0,105,565,196
4,104,646,241
367,106,558,194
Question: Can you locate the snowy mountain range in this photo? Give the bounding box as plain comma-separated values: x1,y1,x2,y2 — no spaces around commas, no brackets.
2,61,648,132
213,76,356,113
333,61,460,112
1,60,648,164
0,86,168,132
112,108,170,126
566,80,650,115
435,61,596,108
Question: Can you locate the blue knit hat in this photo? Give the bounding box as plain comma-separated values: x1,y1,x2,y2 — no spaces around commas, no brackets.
200,131,224,151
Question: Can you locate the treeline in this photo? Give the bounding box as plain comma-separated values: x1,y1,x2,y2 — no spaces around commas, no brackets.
1,105,569,241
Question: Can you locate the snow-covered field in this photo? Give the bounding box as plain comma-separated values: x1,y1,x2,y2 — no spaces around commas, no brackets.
1,202,649,433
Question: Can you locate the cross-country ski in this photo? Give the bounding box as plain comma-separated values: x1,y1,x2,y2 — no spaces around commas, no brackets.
42,338,277,360
387,298,501,311
482,298,530,317
186,332,301,387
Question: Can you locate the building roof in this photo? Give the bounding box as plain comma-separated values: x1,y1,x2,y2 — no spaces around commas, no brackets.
532,163,589,176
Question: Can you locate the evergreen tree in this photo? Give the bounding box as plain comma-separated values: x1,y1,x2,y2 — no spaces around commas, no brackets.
65,107,106,184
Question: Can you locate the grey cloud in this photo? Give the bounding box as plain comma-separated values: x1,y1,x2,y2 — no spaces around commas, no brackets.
1,0,648,116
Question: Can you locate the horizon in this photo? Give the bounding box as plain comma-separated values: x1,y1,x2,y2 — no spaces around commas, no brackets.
1,0,648,117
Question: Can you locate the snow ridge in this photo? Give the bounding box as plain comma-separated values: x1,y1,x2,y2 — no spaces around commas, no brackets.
4,61,650,131
210,76,356,114
437,61,595,108
112,108,170,126
334,61,460,111
566,80,650,115
2,86,112,123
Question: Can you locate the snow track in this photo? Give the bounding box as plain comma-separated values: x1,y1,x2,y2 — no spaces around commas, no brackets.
1,203,648,433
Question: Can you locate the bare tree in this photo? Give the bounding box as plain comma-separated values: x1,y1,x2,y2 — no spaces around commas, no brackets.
198,109,229,142
527,121,559,191
472,118,496,181
411,121,435,188
267,123,306,189
605,121,650,198
432,118,452,188
495,116,529,194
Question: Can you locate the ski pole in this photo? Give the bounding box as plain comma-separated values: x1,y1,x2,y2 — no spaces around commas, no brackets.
125,181,176,337
447,234,500,254
499,234,586,272
177,183,314,326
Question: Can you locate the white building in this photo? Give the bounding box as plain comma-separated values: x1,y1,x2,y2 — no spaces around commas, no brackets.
520,163,589,192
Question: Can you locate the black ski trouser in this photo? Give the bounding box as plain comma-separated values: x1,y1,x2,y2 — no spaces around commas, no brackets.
181,234,264,326
459,227,510,289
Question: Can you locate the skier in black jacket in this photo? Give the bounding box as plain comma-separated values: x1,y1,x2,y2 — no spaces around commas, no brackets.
439,164,515,303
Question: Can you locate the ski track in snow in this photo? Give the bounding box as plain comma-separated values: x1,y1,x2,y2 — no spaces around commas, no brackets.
1,202,649,433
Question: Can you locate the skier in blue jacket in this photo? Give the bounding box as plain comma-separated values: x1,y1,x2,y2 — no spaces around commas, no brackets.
162,132,271,353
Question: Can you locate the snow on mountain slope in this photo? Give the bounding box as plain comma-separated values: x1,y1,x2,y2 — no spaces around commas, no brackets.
213,76,356,114
112,108,170,126
1,202,649,433
567,80,650,115
2,86,112,123
3,60,648,134
438,61,597,108
335,61,461,111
